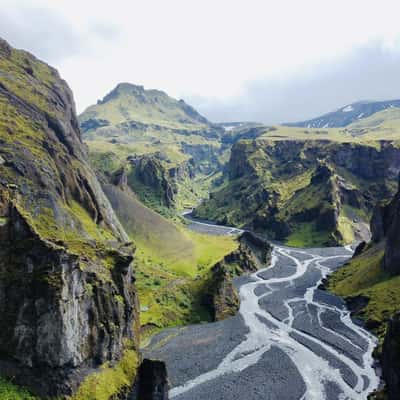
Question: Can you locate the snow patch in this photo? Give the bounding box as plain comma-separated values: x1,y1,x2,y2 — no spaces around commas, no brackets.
342,105,354,113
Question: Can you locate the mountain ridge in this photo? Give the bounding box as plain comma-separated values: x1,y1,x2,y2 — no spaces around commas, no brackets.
285,98,400,128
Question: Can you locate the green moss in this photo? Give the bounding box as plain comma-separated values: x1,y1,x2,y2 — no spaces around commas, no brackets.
66,201,115,242
114,294,125,306
0,377,38,400
71,349,139,400
0,45,57,117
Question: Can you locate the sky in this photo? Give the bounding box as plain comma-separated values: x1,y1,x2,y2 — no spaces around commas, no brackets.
1,0,400,123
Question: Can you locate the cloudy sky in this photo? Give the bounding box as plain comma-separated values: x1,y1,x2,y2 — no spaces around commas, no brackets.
1,0,400,123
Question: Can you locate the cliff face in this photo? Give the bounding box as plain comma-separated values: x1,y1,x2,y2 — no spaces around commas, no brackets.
196,138,400,246
0,38,140,398
205,232,272,321
329,177,400,399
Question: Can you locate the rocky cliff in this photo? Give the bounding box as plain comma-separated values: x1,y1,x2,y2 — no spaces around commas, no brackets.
196,138,400,246
204,232,272,320
0,38,143,398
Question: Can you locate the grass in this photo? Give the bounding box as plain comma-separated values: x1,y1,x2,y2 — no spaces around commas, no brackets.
286,223,331,247
71,349,139,400
135,229,238,330
328,241,400,341
80,82,210,131
102,183,238,330
0,378,38,400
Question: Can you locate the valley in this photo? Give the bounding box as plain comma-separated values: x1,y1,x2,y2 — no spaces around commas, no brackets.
145,217,379,400
1,35,400,400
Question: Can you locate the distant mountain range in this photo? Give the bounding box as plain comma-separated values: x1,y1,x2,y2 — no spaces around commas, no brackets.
285,99,400,128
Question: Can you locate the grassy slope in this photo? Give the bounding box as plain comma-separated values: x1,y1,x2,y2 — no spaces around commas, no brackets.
103,185,238,332
328,241,400,342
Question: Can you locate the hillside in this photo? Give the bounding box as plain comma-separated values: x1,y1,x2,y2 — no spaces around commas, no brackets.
0,38,142,399
101,182,239,332
285,99,400,128
195,121,400,246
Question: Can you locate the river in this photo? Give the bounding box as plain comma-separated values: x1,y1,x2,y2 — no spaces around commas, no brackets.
144,216,380,399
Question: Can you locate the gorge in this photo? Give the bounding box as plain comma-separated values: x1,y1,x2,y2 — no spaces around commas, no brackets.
0,35,400,400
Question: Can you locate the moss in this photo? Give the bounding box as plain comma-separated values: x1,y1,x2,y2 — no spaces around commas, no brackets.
0,45,58,117
114,294,125,306
0,377,38,400
71,349,139,400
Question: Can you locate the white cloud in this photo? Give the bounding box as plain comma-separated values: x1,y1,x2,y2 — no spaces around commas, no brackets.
1,0,400,120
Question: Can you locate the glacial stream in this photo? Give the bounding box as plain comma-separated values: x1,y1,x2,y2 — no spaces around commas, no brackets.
145,218,380,399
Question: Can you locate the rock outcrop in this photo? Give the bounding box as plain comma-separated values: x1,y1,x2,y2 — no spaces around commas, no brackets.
205,232,272,321
0,38,141,398
382,313,400,400
131,359,169,400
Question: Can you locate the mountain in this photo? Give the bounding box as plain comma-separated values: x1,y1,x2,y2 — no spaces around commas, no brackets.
79,83,226,214
195,123,400,246
0,38,156,399
285,99,400,128
80,82,212,131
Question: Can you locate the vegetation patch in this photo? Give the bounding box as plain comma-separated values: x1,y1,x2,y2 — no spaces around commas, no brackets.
0,378,38,400
136,229,238,331
328,242,400,342
71,349,139,400
286,223,331,247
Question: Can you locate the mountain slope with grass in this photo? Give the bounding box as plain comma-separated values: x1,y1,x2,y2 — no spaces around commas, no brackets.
98,171,246,334
79,83,227,213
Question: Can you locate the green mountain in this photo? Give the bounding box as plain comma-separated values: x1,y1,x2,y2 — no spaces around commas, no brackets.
79,83,227,213
195,119,400,246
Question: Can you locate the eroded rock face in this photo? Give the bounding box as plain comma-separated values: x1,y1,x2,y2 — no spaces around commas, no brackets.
130,359,169,400
197,138,399,245
382,313,400,399
0,38,140,397
0,194,139,397
384,188,400,275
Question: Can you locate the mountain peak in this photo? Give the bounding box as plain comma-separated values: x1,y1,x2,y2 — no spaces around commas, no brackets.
82,82,212,129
